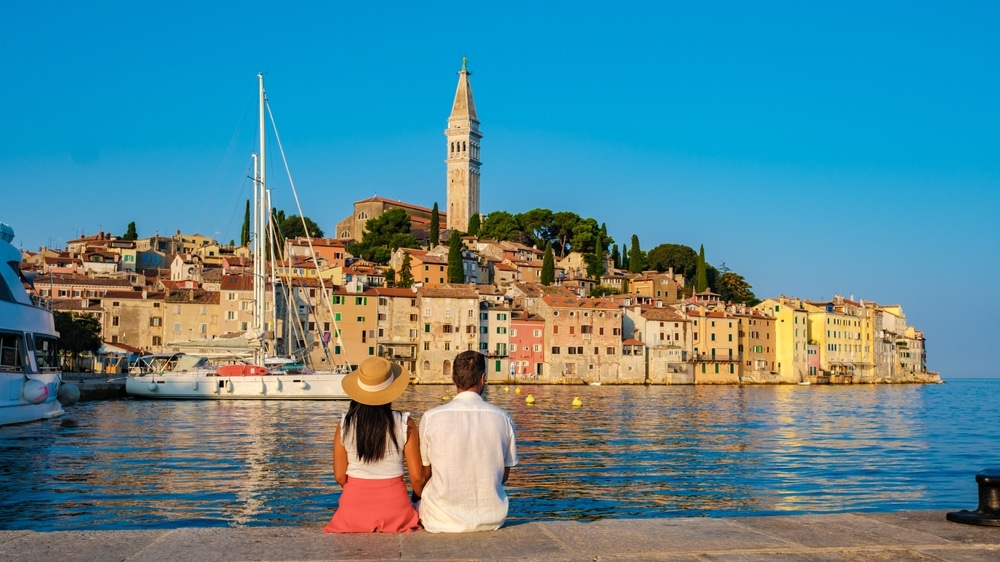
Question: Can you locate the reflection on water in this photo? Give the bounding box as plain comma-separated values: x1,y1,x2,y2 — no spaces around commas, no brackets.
0,380,995,530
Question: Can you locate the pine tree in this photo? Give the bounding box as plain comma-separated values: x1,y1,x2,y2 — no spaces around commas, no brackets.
598,223,608,254
123,222,138,241
430,202,440,247
695,244,709,292
622,243,629,271
610,244,621,269
467,213,481,236
541,243,555,285
447,234,464,283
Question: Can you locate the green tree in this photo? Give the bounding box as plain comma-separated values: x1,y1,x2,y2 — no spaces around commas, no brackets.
447,234,464,283
628,235,645,273
478,211,520,241
384,267,396,288
718,271,759,305
589,285,620,297
570,218,600,255
610,244,621,269
467,213,480,236
622,243,629,271
280,214,324,239
551,211,580,256
695,244,709,292
241,200,251,246
517,208,555,249
429,202,440,247
54,312,102,371
123,221,138,241
647,243,698,279
540,243,555,285
347,208,420,264
584,253,605,280
397,253,414,288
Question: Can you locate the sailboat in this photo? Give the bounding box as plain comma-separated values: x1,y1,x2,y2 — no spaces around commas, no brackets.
125,74,349,400
0,222,80,425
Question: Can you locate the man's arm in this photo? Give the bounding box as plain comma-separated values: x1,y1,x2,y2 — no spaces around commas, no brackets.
502,466,510,483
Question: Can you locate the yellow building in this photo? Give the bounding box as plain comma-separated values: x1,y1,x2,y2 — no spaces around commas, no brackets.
755,296,810,383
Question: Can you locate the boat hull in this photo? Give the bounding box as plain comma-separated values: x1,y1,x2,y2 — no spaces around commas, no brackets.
125,372,348,400
0,373,66,425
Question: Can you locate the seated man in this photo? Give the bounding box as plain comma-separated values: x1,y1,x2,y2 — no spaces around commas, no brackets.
418,351,517,532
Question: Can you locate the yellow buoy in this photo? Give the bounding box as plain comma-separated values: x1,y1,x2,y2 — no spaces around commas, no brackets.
504,386,509,392
572,396,582,407
514,386,522,394
525,394,535,405
442,394,451,401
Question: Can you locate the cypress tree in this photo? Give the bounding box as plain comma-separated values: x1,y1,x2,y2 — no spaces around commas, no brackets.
447,234,464,283
467,213,481,236
628,235,643,273
241,200,250,246
610,244,621,269
429,202,440,247
622,243,629,272
398,253,414,288
541,243,555,285
695,244,709,292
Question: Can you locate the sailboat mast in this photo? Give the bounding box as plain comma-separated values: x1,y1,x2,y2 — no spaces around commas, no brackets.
254,73,267,366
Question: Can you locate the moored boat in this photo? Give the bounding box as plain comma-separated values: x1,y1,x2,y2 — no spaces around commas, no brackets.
124,352,347,399
0,222,79,425
123,75,349,400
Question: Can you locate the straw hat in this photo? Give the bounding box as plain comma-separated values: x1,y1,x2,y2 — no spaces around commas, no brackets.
342,357,411,405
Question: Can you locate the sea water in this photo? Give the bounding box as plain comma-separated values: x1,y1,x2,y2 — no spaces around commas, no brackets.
0,379,996,530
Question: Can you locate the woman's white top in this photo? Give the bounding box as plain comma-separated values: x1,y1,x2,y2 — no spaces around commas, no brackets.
340,410,410,479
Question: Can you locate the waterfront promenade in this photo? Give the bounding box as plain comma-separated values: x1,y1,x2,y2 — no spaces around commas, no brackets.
1,511,997,561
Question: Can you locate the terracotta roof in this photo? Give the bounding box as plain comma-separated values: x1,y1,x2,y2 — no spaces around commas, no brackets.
541,296,618,309
640,307,685,322
418,285,478,299
622,338,644,345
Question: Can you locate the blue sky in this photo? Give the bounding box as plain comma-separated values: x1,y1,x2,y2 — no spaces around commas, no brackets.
2,2,997,377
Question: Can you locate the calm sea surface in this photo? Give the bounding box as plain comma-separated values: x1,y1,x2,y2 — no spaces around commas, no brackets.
1,379,996,530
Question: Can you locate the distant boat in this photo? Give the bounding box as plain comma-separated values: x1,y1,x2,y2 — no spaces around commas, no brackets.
125,75,349,400
588,382,602,386
0,222,79,425
797,381,811,386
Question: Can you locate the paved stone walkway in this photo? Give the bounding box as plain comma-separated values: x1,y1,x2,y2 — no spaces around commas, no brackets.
1,511,998,561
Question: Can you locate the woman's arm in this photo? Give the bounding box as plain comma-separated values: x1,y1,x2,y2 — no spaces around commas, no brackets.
333,421,348,487
403,417,425,497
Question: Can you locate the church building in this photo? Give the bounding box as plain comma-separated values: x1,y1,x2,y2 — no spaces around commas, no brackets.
336,58,481,241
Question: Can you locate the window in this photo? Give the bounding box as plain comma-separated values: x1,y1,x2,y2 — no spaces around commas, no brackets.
424,342,430,350
443,324,453,333
551,346,560,354
533,329,541,338
511,329,518,337
150,317,162,326
112,316,120,327
424,308,431,317
424,324,430,333
607,347,615,355
409,314,418,321
152,336,161,346
581,325,592,334
226,311,235,320
199,324,207,334
173,323,181,333
444,342,451,351
533,344,541,352
357,316,365,322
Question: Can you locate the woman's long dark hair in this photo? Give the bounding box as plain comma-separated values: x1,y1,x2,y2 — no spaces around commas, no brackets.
342,400,400,463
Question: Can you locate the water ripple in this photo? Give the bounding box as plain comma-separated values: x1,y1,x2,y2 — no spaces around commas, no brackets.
0,379,995,530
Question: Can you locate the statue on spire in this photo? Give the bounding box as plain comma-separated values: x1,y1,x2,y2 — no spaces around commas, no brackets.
462,56,468,71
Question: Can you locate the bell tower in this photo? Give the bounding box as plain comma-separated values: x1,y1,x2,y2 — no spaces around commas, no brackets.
445,57,481,233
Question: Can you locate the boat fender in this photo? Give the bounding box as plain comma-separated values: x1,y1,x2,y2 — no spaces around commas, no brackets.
22,379,50,404
275,379,282,392
148,382,157,392
226,380,233,393
258,381,265,395
299,381,308,390
192,380,198,391
57,383,80,406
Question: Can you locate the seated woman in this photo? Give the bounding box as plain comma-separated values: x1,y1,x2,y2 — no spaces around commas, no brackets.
324,357,424,533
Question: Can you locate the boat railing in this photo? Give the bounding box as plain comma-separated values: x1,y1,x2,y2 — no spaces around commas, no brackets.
29,294,53,310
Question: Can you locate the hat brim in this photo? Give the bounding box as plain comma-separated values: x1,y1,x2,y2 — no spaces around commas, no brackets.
342,361,411,405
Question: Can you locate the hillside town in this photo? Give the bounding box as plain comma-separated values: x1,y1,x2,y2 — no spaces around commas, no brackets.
19,59,937,385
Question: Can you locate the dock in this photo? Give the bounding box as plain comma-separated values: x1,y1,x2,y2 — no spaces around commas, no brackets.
1,511,997,561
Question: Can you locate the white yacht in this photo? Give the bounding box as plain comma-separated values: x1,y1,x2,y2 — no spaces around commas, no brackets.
0,222,79,425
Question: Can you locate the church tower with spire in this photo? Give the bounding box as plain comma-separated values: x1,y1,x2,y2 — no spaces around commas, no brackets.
445,57,482,233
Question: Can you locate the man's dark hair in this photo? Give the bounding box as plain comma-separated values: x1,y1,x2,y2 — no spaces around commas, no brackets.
453,350,486,390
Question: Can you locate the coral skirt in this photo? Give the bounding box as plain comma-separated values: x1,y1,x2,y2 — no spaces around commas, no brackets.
324,476,421,533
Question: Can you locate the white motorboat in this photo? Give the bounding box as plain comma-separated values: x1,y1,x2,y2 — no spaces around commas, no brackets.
125,75,349,400
0,222,79,425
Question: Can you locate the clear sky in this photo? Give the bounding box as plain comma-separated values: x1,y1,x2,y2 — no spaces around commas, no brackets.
2,2,997,377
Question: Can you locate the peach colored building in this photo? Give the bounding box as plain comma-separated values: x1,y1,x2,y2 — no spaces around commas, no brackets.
685,306,740,384
509,312,545,380
539,295,624,384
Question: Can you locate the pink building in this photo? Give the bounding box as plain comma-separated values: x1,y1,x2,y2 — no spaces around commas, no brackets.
510,312,545,379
